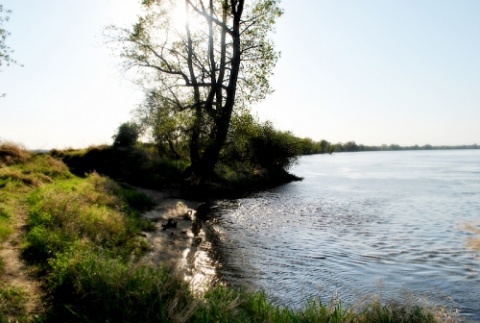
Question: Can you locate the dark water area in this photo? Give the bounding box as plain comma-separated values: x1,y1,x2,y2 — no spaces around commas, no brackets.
197,150,480,321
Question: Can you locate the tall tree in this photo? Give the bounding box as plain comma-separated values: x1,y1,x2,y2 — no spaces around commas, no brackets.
112,0,282,183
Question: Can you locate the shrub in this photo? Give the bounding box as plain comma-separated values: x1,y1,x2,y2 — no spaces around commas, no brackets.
0,141,31,166
112,122,140,148
224,117,299,172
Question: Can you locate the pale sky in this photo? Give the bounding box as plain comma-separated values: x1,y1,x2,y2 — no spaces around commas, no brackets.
1,1,479,150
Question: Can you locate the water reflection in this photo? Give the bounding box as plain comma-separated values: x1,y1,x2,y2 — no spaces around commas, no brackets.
178,208,222,295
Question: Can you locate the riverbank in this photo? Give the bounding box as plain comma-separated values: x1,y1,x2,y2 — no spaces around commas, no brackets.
132,187,220,294
0,143,451,322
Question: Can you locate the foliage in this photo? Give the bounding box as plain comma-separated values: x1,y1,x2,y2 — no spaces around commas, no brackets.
223,113,333,170
1,5,20,98
249,122,300,170
334,141,480,153
296,138,334,155
0,5,18,70
135,90,192,159
53,145,189,189
112,122,140,148
111,0,283,180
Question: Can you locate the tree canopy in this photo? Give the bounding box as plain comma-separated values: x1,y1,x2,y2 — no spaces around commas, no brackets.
112,0,283,183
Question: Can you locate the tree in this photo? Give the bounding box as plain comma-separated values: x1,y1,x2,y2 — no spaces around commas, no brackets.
112,122,140,148
135,90,191,159
1,4,19,97
112,0,282,183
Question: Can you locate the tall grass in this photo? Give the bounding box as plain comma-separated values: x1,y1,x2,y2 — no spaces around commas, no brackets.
45,248,194,322
188,287,439,323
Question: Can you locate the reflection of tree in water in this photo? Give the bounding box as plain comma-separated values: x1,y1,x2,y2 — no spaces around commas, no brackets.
464,224,480,251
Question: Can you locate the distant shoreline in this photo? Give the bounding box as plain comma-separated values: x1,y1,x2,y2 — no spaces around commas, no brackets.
331,142,479,153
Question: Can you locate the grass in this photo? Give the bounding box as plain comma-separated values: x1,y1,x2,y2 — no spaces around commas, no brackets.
0,142,450,322
0,285,29,323
23,172,155,270
44,248,194,322
0,206,13,243
188,287,440,323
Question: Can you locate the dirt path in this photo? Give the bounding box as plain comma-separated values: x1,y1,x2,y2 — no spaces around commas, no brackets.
0,211,44,319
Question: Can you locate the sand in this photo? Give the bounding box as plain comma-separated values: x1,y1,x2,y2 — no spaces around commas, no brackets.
135,187,218,293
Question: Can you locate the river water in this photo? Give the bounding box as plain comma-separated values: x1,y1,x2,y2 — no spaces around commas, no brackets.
201,150,480,321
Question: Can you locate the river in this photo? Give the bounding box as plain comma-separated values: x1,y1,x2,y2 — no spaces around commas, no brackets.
200,150,480,321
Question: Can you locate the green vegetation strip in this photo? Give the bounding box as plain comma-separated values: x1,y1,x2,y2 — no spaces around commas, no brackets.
0,143,446,322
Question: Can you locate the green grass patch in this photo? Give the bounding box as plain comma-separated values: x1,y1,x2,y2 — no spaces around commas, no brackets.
23,173,152,268
45,248,194,322
0,206,13,243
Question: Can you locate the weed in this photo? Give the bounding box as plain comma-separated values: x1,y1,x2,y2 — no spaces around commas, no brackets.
0,285,28,322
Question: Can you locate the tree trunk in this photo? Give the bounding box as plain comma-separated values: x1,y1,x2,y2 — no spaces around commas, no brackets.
187,0,244,184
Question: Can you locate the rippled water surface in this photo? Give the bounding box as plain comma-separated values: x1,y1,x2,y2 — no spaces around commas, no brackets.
207,150,480,321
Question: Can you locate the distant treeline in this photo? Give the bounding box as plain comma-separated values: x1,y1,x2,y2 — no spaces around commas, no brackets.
332,141,479,153
293,138,480,155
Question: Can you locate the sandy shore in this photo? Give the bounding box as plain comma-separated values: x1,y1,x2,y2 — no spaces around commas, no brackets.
135,187,218,293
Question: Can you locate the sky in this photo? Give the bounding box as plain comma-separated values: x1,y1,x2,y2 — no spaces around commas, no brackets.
1,0,479,150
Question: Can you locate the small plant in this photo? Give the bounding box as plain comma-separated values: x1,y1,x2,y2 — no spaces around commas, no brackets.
0,285,28,322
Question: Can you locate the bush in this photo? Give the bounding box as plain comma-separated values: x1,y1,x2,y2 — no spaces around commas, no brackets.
0,141,31,166
250,122,300,170
224,116,299,171
112,122,140,148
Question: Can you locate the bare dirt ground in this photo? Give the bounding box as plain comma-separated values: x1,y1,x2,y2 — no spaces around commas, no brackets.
137,188,202,267
0,211,44,319
135,188,218,294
